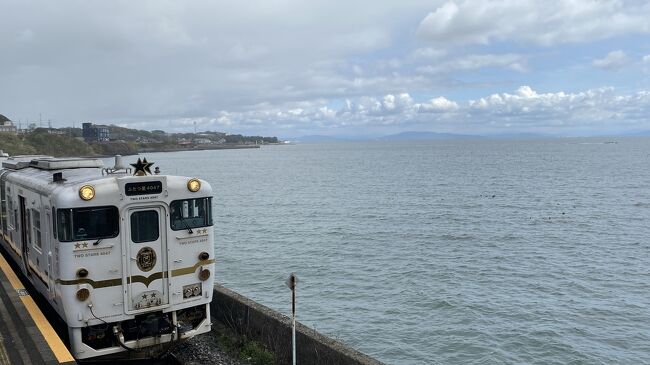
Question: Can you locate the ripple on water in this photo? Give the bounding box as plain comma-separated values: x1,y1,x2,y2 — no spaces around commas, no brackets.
138,139,650,365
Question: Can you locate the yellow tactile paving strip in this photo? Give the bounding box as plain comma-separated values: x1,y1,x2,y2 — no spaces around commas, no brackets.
0,253,75,363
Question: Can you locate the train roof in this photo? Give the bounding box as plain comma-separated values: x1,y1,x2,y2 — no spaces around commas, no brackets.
1,155,211,199
1,156,112,194
2,156,104,170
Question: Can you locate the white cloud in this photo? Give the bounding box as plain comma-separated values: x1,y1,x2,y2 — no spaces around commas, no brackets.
0,0,426,124
465,86,650,135
166,86,650,137
417,97,459,113
593,50,628,70
417,0,650,46
643,54,650,63
0,1,648,138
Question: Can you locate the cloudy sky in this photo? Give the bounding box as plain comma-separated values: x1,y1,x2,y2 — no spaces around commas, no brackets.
1,0,649,138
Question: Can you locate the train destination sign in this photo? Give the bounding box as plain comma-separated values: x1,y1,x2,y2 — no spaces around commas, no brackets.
125,181,163,196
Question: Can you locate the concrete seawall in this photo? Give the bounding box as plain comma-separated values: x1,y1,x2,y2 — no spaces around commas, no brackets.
211,284,386,365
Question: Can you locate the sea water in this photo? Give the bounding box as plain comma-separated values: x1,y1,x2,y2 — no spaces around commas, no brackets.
142,138,650,364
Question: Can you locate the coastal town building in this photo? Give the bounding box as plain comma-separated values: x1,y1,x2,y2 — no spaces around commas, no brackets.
0,114,18,134
82,122,110,142
194,138,212,144
48,129,66,135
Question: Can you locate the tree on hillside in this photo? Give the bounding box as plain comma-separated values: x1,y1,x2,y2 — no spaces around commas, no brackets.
91,141,138,156
0,133,36,155
25,130,95,157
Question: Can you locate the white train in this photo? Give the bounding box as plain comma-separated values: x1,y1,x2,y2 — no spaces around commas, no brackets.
0,154,215,360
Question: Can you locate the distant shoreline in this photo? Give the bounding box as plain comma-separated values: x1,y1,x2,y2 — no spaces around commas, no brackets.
89,143,263,158
139,144,261,153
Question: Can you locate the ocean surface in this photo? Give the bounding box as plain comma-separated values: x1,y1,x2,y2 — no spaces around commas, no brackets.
142,138,650,364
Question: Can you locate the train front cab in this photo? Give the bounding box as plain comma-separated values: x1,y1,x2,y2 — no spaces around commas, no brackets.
60,177,214,359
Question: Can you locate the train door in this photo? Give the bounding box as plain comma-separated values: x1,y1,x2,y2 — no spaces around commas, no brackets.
124,206,169,312
18,195,30,275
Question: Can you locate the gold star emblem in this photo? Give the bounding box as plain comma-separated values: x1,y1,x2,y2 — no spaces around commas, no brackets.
130,158,154,176
82,242,88,248
74,243,80,249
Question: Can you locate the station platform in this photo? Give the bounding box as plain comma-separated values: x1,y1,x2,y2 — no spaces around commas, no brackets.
0,251,76,365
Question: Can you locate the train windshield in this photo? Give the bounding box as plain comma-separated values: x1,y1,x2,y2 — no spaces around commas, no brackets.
57,206,119,242
170,197,212,231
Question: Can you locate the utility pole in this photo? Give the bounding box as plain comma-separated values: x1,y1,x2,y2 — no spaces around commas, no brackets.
286,273,298,365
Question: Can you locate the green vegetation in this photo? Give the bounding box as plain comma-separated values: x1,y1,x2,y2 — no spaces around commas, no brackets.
24,129,95,156
239,341,275,365
90,140,138,156
214,324,275,365
0,133,37,155
0,118,280,157
224,134,278,144
0,129,94,156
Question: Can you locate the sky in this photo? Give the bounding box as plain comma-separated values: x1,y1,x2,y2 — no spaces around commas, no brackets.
1,0,649,138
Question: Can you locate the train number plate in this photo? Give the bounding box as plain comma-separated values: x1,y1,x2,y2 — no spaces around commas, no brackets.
125,181,163,196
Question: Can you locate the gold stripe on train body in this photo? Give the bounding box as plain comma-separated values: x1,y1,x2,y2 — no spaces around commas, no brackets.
55,259,215,288
171,259,215,277
127,271,167,287
56,277,123,288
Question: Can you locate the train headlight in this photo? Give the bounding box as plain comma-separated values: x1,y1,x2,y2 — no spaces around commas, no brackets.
187,178,201,192
198,252,210,261
76,288,90,301
79,185,95,201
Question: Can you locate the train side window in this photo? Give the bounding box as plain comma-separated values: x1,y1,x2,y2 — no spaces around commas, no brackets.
52,207,57,239
32,209,42,250
170,197,213,231
57,209,72,242
0,174,6,234
130,210,159,243
7,197,14,230
57,206,119,242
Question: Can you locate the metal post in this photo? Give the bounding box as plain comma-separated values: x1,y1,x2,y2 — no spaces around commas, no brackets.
286,273,297,365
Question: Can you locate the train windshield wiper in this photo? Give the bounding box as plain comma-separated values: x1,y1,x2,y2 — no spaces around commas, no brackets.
93,238,103,246
178,216,194,234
